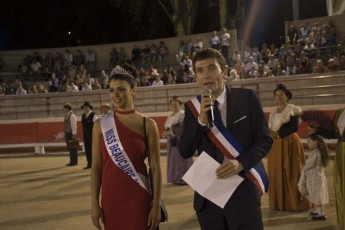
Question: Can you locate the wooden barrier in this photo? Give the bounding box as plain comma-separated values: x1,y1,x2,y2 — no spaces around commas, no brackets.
0,140,167,154
0,105,341,153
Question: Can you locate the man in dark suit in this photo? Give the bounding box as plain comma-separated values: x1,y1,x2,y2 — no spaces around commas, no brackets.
81,102,98,169
179,48,272,230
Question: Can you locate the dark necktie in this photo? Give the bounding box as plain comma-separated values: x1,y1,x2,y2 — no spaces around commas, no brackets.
213,100,222,123
213,100,225,163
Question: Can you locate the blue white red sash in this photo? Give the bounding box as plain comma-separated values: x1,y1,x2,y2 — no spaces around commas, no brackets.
100,112,149,193
187,96,268,195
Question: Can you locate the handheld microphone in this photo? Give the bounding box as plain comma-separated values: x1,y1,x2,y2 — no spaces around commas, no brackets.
205,87,214,127
208,105,214,127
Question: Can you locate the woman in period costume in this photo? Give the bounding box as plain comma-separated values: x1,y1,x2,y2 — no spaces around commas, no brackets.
91,65,162,230
162,95,193,185
267,84,310,211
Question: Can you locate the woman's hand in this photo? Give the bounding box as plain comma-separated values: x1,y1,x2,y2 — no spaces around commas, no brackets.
162,130,170,138
148,203,160,230
162,130,173,138
162,130,167,138
269,130,279,138
307,125,317,134
91,205,104,230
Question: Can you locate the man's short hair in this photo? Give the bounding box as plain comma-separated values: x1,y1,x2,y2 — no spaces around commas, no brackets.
192,48,227,73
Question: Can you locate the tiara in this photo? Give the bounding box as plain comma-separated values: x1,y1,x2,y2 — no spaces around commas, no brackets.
110,65,132,77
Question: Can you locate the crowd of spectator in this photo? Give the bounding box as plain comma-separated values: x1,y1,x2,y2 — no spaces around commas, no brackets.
109,41,169,69
17,49,96,80
0,35,205,95
228,20,345,80
1,20,345,96
0,48,100,96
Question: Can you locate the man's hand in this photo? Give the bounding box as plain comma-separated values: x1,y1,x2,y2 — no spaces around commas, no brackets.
216,159,243,179
199,88,214,124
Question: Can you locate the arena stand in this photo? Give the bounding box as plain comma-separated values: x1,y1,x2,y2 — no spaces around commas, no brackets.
0,73,344,153
1,13,345,153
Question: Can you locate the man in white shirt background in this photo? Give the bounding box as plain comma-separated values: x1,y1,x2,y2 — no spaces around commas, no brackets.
220,28,231,59
63,103,78,166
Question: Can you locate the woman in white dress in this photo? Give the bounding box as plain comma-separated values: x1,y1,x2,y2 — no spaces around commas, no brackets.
298,133,329,221
162,95,193,185
309,107,345,227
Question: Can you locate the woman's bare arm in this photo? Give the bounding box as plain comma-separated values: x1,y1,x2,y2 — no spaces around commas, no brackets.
91,120,103,229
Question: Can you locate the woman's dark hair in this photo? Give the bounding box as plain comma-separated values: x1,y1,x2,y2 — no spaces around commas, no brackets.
192,48,227,73
122,64,138,79
109,65,136,88
307,133,329,167
170,95,182,105
273,83,292,100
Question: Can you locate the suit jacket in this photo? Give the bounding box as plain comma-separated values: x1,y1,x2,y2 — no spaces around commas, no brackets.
179,86,273,211
82,112,95,140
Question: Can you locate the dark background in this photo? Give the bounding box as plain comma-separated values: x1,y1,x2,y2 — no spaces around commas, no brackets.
0,0,327,51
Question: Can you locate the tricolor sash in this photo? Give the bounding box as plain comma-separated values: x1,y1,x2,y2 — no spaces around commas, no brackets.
100,112,149,193
187,96,268,195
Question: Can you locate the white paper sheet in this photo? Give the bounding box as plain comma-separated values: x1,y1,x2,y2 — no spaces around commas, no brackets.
182,151,244,208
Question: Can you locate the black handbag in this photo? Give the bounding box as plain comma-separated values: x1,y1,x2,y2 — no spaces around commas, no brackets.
170,136,177,147
144,117,168,222
67,138,80,151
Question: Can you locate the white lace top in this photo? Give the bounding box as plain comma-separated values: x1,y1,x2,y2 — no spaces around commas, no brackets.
164,110,185,130
269,104,302,131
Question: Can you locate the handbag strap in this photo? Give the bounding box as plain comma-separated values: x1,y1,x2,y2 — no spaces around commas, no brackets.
144,118,169,222
143,117,154,194
143,116,151,161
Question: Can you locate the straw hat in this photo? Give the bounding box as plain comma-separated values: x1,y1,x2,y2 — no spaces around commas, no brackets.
101,103,110,109
81,102,93,110
63,103,72,110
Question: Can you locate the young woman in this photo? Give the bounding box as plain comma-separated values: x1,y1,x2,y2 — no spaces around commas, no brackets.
162,95,193,185
298,133,329,221
91,65,162,230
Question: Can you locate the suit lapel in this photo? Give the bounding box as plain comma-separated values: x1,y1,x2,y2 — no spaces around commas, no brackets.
225,86,233,130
